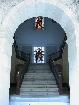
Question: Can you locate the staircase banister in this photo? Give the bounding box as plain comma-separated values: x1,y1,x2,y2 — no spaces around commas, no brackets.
48,59,63,94
54,64,63,94
15,53,30,94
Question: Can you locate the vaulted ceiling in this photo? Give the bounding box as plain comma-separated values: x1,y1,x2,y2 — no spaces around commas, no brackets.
14,17,66,52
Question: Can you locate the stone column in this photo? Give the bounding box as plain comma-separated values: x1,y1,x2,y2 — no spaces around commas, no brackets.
70,35,79,105
0,36,13,105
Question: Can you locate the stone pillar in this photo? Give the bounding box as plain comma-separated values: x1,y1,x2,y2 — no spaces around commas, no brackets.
71,37,79,105
0,37,12,105
70,59,79,105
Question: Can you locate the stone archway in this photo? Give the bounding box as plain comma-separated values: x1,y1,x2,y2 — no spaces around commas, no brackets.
0,0,79,105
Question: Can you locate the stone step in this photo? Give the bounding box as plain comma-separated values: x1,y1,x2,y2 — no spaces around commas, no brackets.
23,80,56,82
25,72,53,74
27,70,51,73
28,66,50,68
24,72,54,76
29,66,49,68
20,87,58,92
21,84,57,88
10,95,69,103
29,64,49,67
30,63,49,65
24,73,54,75
22,81,56,85
28,68,50,70
20,91,59,96
24,74,55,78
24,75,55,79
24,77,55,80
23,78,55,81
25,72,54,74
28,69,51,71
29,65,50,68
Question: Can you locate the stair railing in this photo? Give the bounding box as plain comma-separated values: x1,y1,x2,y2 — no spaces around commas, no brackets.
48,52,63,94
15,53,30,94
53,64,63,94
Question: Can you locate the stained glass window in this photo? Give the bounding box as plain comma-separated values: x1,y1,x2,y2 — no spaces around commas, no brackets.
35,16,44,29
33,47,44,63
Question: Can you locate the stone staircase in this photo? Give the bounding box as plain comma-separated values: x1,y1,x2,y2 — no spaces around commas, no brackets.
20,63,59,97
10,63,69,105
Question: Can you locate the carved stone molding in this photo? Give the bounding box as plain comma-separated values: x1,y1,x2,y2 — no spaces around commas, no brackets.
0,0,79,25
